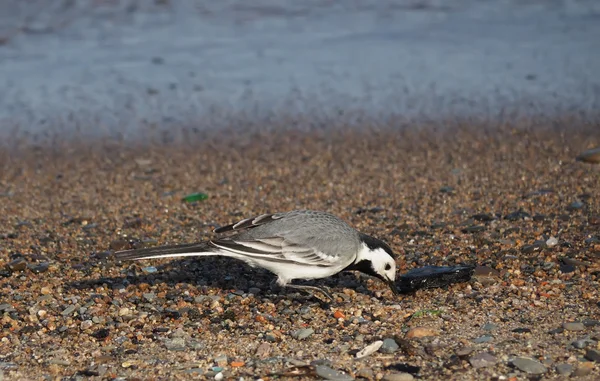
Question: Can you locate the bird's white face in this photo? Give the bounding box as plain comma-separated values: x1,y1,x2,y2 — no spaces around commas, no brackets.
355,243,398,294
366,247,397,282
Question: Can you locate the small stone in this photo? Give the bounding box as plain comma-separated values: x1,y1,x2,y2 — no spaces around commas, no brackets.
28,262,49,273
37,310,47,319
6,258,27,272
143,293,156,302
118,307,131,317
555,363,573,376
576,147,600,163
0,303,11,311
482,323,498,331
255,343,271,358
48,359,71,366
355,368,375,380
510,357,547,374
61,305,77,316
585,349,600,363
567,201,584,211
456,347,474,357
80,320,93,330
545,236,558,247
511,328,531,333
315,365,354,381
563,322,585,331
462,225,485,233
40,287,51,295
573,362,594,377
356,340,383,359
382,373,414,381
293,328,314,340
582,319,600,327
214,372,224,381
141,266,158,274
472,335,493,343
380,338,399,354
333,310,345,319
214,355,228,367
572,339,590,349
248,287,261,294
164,338,186,351
469,352,497,368
109,239,130,251
405,327,438,339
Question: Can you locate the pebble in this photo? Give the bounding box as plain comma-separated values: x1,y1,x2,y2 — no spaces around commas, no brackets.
0,304,11,311
555,363,573,376
382,373,414,381
164,338,186,351
6,258,27,272
109,239,130,251
562,322,585,331
482,323,498,331
292,328,314,340
469,352,497,368
213,355,228,367
510,357,547,374
545,236,558,247
315,365,354,381
572,339,591,349
356,340,383,359
141,266,158,274
248,287,261,294
118,307,131,317
472,335,493,343
143,293,156,302
255,343,271,358
379,338,399,354
61,305,77,316
80,320,93,330
576,147,600,163
574,362,594,376
405,327,438,339
355,368,375,380
456,347,474,357
585,349,600,363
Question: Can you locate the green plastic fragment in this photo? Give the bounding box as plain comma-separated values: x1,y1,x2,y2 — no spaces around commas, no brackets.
182,192,208,202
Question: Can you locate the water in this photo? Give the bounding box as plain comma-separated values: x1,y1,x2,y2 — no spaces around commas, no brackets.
1,0,599,136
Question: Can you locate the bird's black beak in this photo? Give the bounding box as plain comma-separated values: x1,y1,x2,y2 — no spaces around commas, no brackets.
387,278,399,295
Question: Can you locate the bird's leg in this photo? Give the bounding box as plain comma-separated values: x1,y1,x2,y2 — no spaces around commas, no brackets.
284,283,334,302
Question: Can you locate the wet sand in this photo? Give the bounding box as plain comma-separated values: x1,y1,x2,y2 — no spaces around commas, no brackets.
0,115,599,380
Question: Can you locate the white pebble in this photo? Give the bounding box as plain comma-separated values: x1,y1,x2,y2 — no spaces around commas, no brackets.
356,340,383,358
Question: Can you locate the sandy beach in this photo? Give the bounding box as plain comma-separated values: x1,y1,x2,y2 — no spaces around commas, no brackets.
1,115,599,380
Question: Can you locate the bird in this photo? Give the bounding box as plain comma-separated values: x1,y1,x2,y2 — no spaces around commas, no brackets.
113,210,398,299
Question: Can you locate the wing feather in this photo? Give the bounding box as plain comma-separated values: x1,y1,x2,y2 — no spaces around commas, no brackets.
210,236,338,267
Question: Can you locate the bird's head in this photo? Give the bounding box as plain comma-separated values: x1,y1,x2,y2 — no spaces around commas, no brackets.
351,233,398,295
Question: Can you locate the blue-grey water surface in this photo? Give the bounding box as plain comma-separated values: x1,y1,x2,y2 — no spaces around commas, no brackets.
1,0,599,137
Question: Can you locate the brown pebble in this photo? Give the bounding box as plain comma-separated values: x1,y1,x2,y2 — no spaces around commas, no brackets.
573,362,594,377
576,147,600,163
6,257,27,272
109,239,130,251
406,327,439,339
255,343,271,359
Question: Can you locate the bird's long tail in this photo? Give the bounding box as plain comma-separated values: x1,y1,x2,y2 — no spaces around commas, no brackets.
113,242,215,261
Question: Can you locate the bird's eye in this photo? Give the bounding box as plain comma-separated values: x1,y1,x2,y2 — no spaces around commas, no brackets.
385,263,392,271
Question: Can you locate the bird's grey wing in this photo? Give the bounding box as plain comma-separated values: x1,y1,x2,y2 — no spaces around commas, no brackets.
210,236,340,267
213,212,287,234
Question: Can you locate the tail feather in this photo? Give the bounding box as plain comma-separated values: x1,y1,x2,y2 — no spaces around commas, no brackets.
113,242,214,261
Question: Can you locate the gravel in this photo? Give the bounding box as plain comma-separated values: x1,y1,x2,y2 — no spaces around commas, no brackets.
1,120,599,380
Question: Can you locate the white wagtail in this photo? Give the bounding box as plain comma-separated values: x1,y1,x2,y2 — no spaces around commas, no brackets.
114,210,398,298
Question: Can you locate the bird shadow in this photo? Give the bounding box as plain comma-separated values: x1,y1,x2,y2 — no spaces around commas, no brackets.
66,255,382,307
